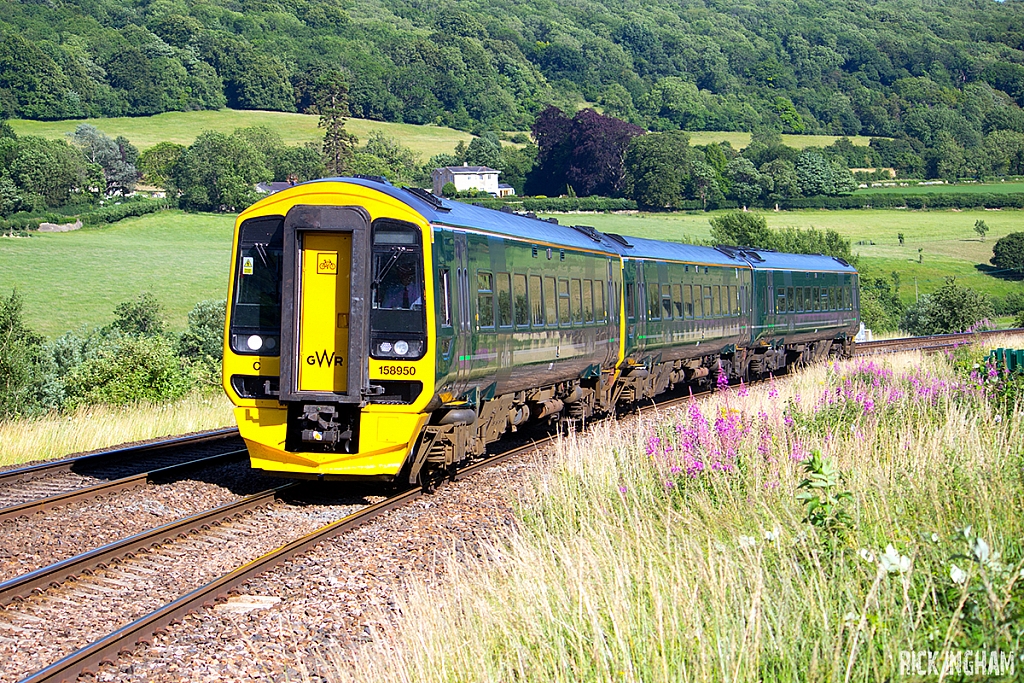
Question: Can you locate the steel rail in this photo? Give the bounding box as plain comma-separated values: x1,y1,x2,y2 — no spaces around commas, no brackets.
0,483,296,607
0,427,240,487
18,440,543,683
0,449,248,524
854,327,1024,356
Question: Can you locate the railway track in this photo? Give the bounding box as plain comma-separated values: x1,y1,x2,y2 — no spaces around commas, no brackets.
853,327,1024,356
0,429,246,523
11,329,1024,682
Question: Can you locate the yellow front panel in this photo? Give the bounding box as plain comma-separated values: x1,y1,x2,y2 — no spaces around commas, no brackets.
298,232,352,393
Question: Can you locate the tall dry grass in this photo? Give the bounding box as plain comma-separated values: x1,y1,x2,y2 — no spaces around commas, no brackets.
326,344,1024,682
0,392,235,467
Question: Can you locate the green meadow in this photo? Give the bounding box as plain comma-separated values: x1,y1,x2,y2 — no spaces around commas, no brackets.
8,109,475,158
856,181,1024,194
0,211,234,337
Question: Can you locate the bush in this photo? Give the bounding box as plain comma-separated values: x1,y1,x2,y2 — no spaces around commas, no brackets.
991,231,1024,275
177,299,226,384
0,290,49,418
110,292,165,336
900,277,994,335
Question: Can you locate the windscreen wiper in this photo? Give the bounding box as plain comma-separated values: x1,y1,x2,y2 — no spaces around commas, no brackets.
372,246,408,288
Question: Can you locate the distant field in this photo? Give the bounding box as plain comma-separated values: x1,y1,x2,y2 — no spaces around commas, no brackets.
0,211,234,337
541,208,1024,303
8,109,475,158
688,131,874,149
856,181,1024,194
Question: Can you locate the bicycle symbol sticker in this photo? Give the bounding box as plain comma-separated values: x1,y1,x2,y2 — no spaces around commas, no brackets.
316,252,338,275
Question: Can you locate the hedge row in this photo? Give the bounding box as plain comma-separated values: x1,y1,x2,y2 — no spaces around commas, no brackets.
466,196,638,212
0,199,172,234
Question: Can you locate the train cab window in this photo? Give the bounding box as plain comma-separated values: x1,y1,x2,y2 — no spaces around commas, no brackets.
730,285,739,316
513,274,529,327
477,271,494,328
544,277,557,326
662,284,672,319
439,269,452,327
583,280,594,323
596,282,607,322
672,284,683,318
812,287,820,311
648,282,661,320
497,272,512,327
230,216,284,356
370,220,426,358
530,275,543,326
684,285,694,319
558,279,571,325
703,286,713,318
787,287,795,312
571,279,583,324
796,288,804,312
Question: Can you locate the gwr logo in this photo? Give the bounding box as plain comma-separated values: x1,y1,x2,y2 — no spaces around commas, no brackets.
316,252,338,274
306,350,344,367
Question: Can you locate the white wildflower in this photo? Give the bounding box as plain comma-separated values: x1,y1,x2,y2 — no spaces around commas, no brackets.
972,537,990,565
962,525,973,540
880,544,911,574
738,535,756,549
858,548,875,564
950,564,967,585
931,533,940,543
994,414,1003,424
763,526,781,542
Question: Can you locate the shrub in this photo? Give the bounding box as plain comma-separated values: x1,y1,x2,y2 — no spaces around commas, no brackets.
991,231,1024,275
0,290,48,418
900,277,994,335
110,292,164,337
177,299,226,384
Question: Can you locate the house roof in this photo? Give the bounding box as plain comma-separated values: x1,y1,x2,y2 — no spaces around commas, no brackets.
433,165,499,174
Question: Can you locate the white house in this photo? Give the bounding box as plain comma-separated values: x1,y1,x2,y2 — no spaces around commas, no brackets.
431,163,514,197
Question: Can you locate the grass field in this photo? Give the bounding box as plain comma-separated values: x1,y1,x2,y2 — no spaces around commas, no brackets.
0,210,234,337
857,181,1024,194
543,208,1024,303
688,131,873,149
8,109,475,158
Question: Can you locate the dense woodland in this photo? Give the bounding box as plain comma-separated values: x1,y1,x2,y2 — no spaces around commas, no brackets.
4,0,1024,176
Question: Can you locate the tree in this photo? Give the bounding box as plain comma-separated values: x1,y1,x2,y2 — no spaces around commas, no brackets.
525,106,574,196
992,232,1024,275
974,219,989,240
319,80,358,176
709,212,772,247
441,182,457,197
723,157,763,206
623,131,691,210
177,299,226,369
70,125,139,196
171,131,270,212
0,290,46,418
6,136,96,207
138,142,186,188
465,132,503,170
900,278,993,335
566,109,645,196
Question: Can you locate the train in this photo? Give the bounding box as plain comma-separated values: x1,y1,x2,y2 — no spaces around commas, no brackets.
221,176,859,483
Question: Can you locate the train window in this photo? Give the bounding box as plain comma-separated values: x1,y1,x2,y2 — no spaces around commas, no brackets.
624,281,635,321
497,272,512,327
820,288,828,310
648,283,660,320
583,280,594,323
777,288,786,314
796,288,804,312
672,284,683,318
439,269,452,327
570,279,583,324
558,279,571,325
730,285,739,316
804,287,811,312
477,271,494,328
544,277,557,326
514,274,529,327
703,286,713,318
846,285,853,309
596,283,606,322
662,284,672,319
787,287,795,312
711,285,720,317
829,287,836,310
683,285,693,319
530,275,543,326
812,287,820,311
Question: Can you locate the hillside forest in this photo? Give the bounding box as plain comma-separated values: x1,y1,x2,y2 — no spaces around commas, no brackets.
4,0,1024,180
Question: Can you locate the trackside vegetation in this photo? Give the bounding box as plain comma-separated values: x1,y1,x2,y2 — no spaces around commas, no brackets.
330,344,1024,682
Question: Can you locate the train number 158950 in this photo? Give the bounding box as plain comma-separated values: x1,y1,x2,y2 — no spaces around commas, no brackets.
379,365,416,376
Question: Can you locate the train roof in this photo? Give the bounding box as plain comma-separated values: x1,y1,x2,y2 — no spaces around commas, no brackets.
716,246,858,273
316,177,626,254
603,234,749,268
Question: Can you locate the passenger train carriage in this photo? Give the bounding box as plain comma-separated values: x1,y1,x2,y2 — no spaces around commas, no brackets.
223,176,859,483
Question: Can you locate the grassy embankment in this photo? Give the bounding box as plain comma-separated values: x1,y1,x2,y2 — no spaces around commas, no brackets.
549,209,1024,305
328,338,1024,682
0,393,235,468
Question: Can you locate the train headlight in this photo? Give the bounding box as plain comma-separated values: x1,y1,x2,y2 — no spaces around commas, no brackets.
379,341,393,354
264,337,277,350
394,340,409,356
247,335,264,351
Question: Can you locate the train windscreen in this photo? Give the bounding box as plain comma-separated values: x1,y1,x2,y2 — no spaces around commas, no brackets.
229,216,284,355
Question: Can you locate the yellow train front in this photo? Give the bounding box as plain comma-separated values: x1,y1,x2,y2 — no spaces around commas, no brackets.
222,176,626,483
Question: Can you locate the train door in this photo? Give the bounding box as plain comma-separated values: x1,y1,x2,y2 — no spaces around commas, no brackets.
451,231,472,393
279,205,369,404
